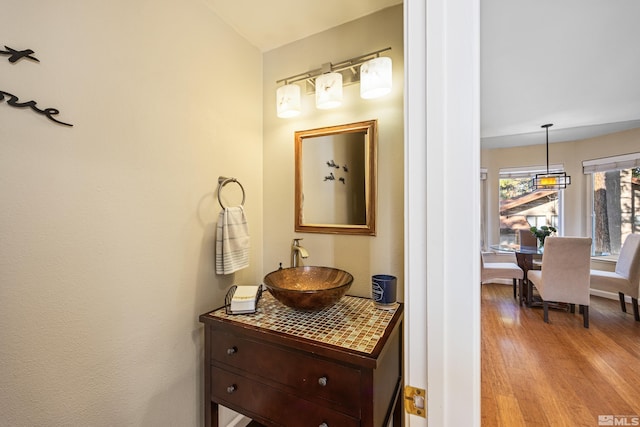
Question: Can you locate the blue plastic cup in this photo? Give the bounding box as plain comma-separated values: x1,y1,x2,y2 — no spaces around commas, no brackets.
372,274,397,307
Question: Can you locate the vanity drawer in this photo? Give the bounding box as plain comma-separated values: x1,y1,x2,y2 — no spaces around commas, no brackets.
209,328,361,414
211,366,359,427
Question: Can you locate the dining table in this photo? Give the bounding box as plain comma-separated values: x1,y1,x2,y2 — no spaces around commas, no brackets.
489,244,543,306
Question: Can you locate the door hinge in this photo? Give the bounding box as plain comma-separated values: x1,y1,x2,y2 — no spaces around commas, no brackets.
404,385,427,417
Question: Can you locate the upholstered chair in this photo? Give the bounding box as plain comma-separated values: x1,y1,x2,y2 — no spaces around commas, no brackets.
481,251,524,303
590,234,640,321
519,228,542,269
527,237,593,328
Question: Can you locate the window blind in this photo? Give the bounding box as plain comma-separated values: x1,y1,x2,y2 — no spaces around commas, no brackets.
582,152,640,174
498,164,564,179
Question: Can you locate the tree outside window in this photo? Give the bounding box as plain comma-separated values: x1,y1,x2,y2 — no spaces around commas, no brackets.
592,167,640,255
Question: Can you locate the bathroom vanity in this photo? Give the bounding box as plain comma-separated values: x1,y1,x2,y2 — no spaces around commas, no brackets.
199,293,404,427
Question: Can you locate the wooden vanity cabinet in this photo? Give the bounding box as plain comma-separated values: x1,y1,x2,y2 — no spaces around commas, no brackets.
199,294,404,427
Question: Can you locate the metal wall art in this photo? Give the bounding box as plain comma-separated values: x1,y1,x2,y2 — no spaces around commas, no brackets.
0,46,40,63
323,159,349,184
1,45,73,127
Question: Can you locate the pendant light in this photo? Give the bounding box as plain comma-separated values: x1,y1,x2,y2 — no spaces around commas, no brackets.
532,123,571,190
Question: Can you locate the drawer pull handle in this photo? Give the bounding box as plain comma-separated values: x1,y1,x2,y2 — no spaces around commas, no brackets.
318,376,328,387
226,346,237,355
319,423,328,427
226,384,236,394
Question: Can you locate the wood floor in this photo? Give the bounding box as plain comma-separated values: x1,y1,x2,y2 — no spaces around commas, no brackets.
482,283,640,427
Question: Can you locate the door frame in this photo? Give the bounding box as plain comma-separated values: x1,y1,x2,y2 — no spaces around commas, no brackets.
404,0,481,425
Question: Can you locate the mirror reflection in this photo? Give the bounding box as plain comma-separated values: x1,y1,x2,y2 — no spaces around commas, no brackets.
295,120,377,235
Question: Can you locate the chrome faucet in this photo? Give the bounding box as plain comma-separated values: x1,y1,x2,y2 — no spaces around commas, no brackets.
291,238,309,267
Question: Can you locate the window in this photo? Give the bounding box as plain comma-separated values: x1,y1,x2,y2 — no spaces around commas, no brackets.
498,167,564,246
583,153,640,256
590,168,640,255
481,168,487,249
526,215,558,229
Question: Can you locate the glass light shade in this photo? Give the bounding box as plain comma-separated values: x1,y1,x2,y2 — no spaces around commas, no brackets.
532,172,571,190
360,57,392,99
315,72,343,109
276,84,301,118
539,177,558,186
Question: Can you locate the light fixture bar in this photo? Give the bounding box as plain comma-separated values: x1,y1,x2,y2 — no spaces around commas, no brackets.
276,47,391,86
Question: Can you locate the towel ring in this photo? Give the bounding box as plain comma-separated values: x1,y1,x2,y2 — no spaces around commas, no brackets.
217,176,245,208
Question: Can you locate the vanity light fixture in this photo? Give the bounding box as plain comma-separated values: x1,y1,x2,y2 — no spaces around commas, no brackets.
532,123,571,190
275,47,392,117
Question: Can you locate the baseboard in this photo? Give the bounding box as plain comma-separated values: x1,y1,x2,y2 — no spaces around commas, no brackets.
482,279,512,285
590,288,631,302
483,281,629,303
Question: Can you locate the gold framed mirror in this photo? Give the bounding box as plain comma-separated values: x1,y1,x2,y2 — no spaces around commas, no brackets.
295,120,377,235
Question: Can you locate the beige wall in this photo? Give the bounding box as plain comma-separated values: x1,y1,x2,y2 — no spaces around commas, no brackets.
0,1,263,425
482,127,640,247
262,5,405,300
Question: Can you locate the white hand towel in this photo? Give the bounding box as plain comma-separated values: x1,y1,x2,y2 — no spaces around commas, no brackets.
215,206,250,275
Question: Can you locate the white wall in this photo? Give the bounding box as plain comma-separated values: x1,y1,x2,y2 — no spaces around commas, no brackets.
262,5,405,299
0,1,263,425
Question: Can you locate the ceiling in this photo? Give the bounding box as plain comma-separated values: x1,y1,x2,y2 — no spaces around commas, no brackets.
202,0,402,52
203,0,640,149
481,0,640,148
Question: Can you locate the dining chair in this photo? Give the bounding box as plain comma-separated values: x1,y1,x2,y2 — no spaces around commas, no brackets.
589,234,640,321
519,229,542,269
519,228,538,250
527,237,593,328
481,251,524,303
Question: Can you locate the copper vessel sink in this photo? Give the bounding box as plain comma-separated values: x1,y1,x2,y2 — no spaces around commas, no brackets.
263,266,354,311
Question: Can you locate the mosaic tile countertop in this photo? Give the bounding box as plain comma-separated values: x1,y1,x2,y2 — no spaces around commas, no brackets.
207,293,400,355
